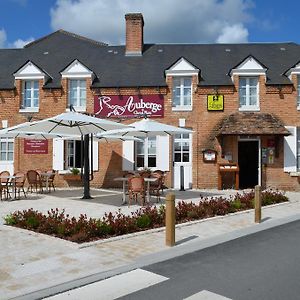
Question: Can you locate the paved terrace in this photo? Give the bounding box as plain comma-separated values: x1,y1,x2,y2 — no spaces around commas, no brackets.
0,188,299,299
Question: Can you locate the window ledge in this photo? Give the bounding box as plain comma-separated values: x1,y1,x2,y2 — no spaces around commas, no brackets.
58,169,83,175
239,107,260,112
289,172,300,177
66,106,86,113
172,106,192,112
297,106,300,111
19,107,39,113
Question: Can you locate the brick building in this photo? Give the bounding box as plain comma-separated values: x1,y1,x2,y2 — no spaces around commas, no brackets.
1,13,300,190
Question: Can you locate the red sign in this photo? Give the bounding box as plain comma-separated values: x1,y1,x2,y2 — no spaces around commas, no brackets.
94,95,164,118
24,139,48,154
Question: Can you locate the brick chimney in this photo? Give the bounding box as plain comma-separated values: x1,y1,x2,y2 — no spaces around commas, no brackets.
125,13,144,56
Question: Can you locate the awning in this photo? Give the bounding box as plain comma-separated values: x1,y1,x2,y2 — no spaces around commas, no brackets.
216,112,290,136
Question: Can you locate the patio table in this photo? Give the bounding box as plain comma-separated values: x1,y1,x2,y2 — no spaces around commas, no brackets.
0,175,22,200
114,176,158,204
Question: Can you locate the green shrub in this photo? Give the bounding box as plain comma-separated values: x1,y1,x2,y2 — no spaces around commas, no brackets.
26,216,39,229
4,214,17,225
136,214,151,228
230,200,242,211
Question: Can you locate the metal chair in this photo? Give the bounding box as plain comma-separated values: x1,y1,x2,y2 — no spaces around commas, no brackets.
149,173,163,202
0,171,11,199
26,170,43,193
128,176,145,206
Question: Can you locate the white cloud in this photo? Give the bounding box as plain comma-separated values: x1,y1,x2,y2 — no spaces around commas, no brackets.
0,29,7,48
12,37,34,48
50,0,252,44
216,23,248,43
0,27,34,48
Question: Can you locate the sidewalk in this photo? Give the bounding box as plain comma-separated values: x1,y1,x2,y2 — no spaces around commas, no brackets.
0,190,299,300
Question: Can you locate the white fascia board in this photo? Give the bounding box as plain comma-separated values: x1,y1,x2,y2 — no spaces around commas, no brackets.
165,70,199,76
230,69,267,76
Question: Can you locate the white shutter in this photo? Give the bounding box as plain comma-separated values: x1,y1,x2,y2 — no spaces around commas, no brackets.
284,126,297,172
122,140,134,171
53,138,64,171
156,135,170,171
92,140,99,171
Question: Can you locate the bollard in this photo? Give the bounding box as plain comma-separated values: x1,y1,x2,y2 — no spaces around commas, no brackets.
165,193,175,246
180,165,185,191
254,185,262,223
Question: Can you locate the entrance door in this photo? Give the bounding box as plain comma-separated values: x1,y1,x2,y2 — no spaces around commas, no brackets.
173,133,192,189
238,140,259,189
0,138,14,174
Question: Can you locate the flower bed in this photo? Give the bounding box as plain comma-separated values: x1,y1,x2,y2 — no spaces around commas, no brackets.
4,190,288,243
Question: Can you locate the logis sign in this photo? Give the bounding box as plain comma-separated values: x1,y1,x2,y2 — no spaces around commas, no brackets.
94,95,164,118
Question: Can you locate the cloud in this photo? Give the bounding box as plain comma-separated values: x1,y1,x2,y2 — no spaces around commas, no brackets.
50,0,253,44
216,23,248,43
12,38,34,48
0,29,7,48
0,28,34,48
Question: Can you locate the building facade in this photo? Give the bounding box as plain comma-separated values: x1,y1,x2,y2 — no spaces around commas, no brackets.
1,13,300,190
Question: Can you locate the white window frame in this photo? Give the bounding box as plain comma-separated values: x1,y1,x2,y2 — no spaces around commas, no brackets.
297,127,300,172
239,76,260,111
65,140,82,170
20,80,39,112
297,75,300,109
0,138,14,162
68,79,87,112
172,77,192,111
135,137,157,169
173,133,191,163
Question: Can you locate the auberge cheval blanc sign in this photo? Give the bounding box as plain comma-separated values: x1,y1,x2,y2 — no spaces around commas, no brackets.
94,95,164,118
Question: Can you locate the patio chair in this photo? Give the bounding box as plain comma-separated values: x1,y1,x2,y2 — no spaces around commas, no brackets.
128,175,145,206
26,170,43,193
13,172,27,199
41,170,56,192
149,173,163,202
0,170,11,199
152,170,166,194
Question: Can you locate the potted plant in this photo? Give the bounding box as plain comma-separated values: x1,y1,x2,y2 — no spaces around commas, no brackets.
63,168,82,186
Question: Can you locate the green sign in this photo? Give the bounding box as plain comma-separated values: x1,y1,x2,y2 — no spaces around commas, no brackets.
207,95,224,111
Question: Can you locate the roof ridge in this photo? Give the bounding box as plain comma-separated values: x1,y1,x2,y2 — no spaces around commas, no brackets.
24,29,108,48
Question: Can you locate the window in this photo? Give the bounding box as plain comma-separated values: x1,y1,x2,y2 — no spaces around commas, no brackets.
65,140,82,169
297,76,300,108
239,77,259,110
136,137,156,168
0,139,13,161
172,77,192,109
174,134,190,162
297,128,300,171
22,80,39,109
69,79,86,109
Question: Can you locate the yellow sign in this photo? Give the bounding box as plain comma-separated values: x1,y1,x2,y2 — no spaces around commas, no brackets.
207,95,224,111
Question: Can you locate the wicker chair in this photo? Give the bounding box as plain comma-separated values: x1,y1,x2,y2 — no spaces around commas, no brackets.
128,176,145,206
0,171,11,199
152,170,166,194
149,173,163,202
26,170,43,193
13,172,26,199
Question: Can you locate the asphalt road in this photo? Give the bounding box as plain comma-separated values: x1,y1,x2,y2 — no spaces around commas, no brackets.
120,220,300,300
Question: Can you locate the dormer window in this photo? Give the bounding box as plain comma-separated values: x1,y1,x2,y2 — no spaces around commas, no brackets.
61,59,93,112
239,77,259,110
165,57,199,112
22,80,39,109
172,77,192,109
68,79,86,110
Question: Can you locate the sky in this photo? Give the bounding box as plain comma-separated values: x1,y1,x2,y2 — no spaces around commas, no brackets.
0,0,299,48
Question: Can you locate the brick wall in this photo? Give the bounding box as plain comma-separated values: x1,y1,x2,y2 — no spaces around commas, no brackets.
2,71,300,190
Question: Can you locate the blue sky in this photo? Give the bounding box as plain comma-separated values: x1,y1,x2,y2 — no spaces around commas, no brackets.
0,0,299,48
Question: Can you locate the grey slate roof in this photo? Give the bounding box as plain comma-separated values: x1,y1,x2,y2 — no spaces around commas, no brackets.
0,29,300,89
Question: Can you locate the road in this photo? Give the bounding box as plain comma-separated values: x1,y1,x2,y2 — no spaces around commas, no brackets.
120,219,300,300
47,219,300,300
